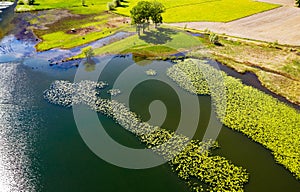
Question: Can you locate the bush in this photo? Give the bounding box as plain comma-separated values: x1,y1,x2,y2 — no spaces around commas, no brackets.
296,0,300,7
107,2,115,10
113,0,121,7
209,32,220,45
28,0,35,5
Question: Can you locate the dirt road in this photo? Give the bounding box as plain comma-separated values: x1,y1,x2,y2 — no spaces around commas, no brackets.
168,0,300,46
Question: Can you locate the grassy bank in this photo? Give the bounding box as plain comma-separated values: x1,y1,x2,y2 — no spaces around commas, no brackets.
184,31,300,105
71,28,202,59
167,59,300,180
16,0,107,13
26,9,130,51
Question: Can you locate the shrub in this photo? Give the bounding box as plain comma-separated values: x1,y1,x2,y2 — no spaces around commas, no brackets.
209,32,220,45
18,0,25,5
107,2,115,10
82,46,95,60
28,0,35,5
113,0,121,7
296,0,300,7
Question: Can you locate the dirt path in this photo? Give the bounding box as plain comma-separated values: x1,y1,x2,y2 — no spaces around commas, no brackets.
168,0,300,46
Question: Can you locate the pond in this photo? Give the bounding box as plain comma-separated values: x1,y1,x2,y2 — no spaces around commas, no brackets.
0,12,299,191
0,52,299,191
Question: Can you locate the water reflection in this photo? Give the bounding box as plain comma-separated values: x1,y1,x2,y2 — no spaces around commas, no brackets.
83,58,96,72
0,63,39,191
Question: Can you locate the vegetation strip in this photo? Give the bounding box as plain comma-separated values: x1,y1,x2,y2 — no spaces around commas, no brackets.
167,59,300,180
44,80,249,192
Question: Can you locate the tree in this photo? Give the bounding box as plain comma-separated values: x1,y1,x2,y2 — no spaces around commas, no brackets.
82,46,95,62
209,32,221,46
130,1,152,36
107,2,115,11
130,1,165,35
82,46,96,72
28,0,35,5
296,0,300,7
113,0,121,7
150,1,165,28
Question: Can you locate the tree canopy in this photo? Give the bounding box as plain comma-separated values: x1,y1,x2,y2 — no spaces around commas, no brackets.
130,1,166,35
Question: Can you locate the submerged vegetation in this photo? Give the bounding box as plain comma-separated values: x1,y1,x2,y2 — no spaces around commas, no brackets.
167,59,300,180
44,80,249,192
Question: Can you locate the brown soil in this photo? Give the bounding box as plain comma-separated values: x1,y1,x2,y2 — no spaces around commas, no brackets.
66,26,97,35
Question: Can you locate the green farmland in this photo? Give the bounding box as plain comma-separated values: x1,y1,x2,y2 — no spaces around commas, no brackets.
17,0,279,22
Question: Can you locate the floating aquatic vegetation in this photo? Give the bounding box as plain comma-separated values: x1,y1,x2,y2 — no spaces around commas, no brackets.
43,80,108,107
167,58,300,180
145,69,157,76
44,79,249,191
107,89,121,96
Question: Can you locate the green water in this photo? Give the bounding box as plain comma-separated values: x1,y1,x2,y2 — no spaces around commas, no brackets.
0,56,299,191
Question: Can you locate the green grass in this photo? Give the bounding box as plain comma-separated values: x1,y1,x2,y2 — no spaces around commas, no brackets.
123,45,177,57
115,0,279,22
32,11,129,51
282,59,300,78
16,0,108,13
72,28,202,59
37,29,118,51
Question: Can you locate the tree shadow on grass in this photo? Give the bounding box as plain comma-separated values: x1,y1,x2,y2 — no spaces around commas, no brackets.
119,4,129,8
139,28,178,44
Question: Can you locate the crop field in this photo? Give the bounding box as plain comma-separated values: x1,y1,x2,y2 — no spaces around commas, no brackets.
17,0,279,22
115,0,279,22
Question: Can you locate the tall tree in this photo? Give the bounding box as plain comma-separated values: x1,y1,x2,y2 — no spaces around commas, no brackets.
130,1,152,36
296,0,300,7
130,1,165,35
150,1,165,28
